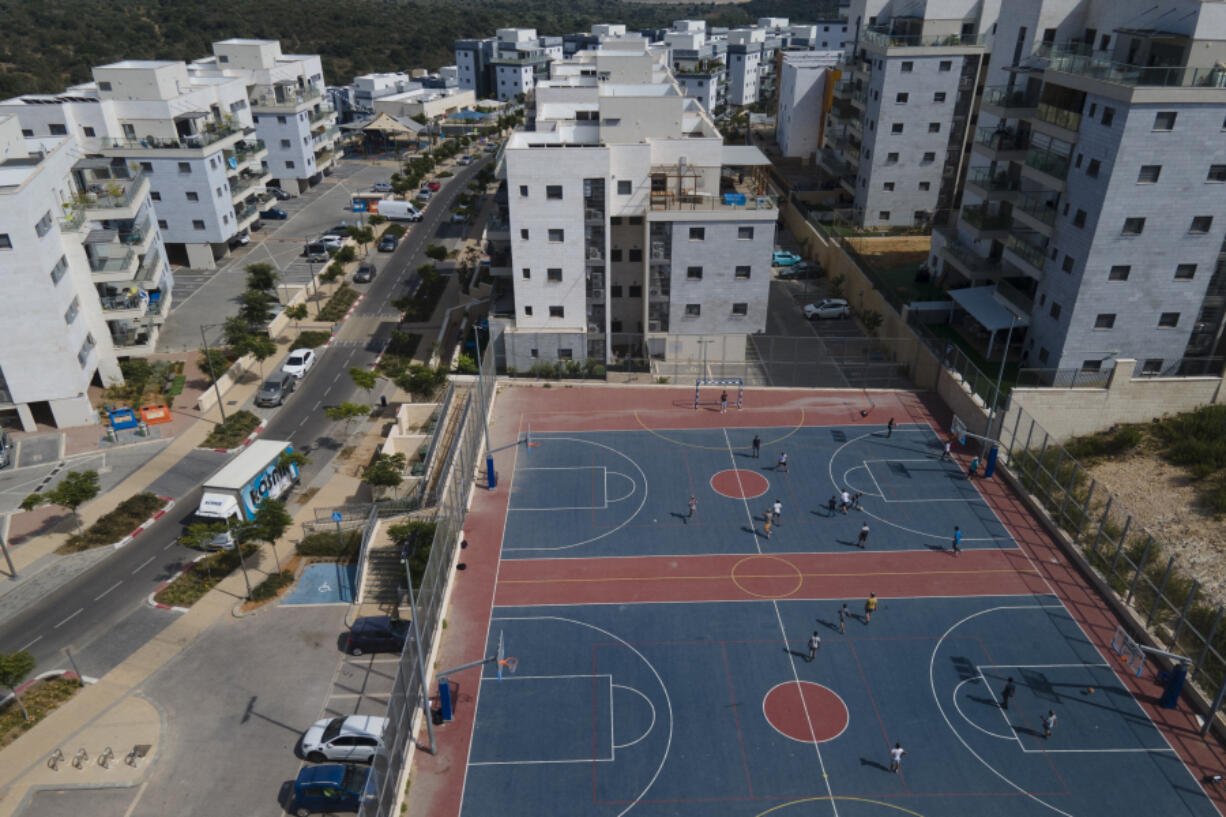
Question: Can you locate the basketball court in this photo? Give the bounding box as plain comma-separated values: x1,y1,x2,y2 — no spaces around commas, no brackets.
409,385,1226,817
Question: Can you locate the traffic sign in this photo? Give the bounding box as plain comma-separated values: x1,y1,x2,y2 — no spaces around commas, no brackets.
331,512,343,522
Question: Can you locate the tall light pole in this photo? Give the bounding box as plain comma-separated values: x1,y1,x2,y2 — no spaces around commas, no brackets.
984,310,1019,448
199,323,228,423
472,322,494,489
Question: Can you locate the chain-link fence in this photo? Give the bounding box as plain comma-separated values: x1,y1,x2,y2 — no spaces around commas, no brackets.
360,354,496,817
1000,404,1226,734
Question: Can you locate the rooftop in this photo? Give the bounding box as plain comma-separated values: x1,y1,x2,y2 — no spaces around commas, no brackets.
97,59,178,70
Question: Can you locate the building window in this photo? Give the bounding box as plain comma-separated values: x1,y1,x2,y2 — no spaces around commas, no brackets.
1062,255,1075,273
64,296,80,325
618,180,632,195
735,265,751,279
610,217,622,226
1137,165,1161,183
1101,107,1115,126
280,139,291,148
77,334,95,367
524,305,533,316
921,152,935,163
35,210,53,238
150,191,161,201
1122,217,1145,236
628,216,642,225
685,303,701,317
48,123,67,135
1087,159,1100,178
1135,359,1163,375
549,306,564,318
610,249,623,262
686,266,703,280
928,122,940,133
178,162,191,174
628,248,642,262
1081,359,1103,373
192,219,205,230
738,226,754,240
895,92,908,103
98,81,112,91
1153,111,1177,131
186,191,199,202
900,61,913,72
1208,165,1226,183
522,268,530,279
49,255,67,284
918,181,930,191
883,182,894,191
879,210,890,220
611,285,623,297
1038,347,1050,364
1049,302,1062,319
689,227,705,241
731,303,748,316
547,268,562,282
1094,313,1115,329
628,284,642,297
546,185,563,200
276,115,287,124
1158,312,1179,328
157,219,168,229
933,92,946,103
1190,216,1213,234
548,229,564,242
891,123,904,134
285,161,294,169
82,126,95,138
1175,264,1197,280
1108,265,1130,281
1073,209,1086,228
939,60,952,71
519,185,529,197
557,348,573,360
886,152,899,163
520,229,529,240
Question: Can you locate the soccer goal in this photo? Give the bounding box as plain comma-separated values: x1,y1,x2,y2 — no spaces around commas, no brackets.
695,377,744,410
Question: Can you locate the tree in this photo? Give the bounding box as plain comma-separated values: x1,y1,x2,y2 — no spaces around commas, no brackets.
177,519,228,550
247,499,294,547
349,366,378,402
278,450,311,472
223,314,255,348
347,226,374,257
285,303,309,328
424,244,447,261
20,470,100,532
238,334,278,376
239,289,274,329
198,347,231,385
362,453,406,499
245,262,279,296
454,353,478,374
367,214,386,226
0,651,37,721
325,402,370,436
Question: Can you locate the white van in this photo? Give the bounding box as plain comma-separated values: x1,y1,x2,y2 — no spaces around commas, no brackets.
379,200,423,222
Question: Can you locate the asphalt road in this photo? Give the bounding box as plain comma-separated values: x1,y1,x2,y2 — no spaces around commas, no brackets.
0,154,492,677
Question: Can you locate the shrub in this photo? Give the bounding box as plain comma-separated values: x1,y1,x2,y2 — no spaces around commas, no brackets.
201,410,261,450
1064,425,1144,461
385,330,421,358
384,223,407,238
63,493,166,551
153,545,258,607
424,244,447,261
318,284,360,322
250,569,295,602
388,520,437,587
297,529,362,560
197,347,234,385
335,245,356,264
295,330,333,349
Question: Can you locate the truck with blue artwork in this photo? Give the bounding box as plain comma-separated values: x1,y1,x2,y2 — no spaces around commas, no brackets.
195,440,300,523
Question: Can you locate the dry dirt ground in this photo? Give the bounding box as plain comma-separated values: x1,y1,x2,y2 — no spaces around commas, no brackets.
1086,453,1226,606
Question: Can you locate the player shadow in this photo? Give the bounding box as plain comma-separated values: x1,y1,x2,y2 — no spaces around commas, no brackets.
860,758,892,772
810,510,838,519
815,617,843,633
924,544,947,552
836,539,862,548
968,694,1001,709
1013,725,1044,739
671,512,691,524
783,647,812,661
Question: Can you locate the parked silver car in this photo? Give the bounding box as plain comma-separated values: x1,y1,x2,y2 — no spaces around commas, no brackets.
301,716,389,763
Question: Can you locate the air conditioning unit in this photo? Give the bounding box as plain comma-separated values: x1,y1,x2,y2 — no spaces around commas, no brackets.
588,323,601,332
648,320,663,332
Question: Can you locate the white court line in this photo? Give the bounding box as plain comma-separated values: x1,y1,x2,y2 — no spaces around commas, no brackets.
864,461,885,497
468,757,615,767
606,471,637,503
975,667,1027,752
479,673,612,681
951,677,1016,740
612,684,657,750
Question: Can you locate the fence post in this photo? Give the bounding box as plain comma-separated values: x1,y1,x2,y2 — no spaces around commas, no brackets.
1023,417,1036,457
1033,432,1049,494
1057,458,1076,527
1074,478,1095,541
1170,581,1199,651
1144,555,1176,628
1108,516,1131,582
1009,406,1022,453
1126,534,1153,605
1089,495,1113,561
1195,605,1223,682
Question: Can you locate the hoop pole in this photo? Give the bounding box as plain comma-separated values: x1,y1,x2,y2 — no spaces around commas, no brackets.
403,556,436,755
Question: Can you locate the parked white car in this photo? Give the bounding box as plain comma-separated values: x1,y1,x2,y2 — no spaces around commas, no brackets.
301,715,389,763
282,348,317,378
803,299,851,320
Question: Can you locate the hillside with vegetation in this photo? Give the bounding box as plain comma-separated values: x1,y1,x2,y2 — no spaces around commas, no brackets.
0,0,836,97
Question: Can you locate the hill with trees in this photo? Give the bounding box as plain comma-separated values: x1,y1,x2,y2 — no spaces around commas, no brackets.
0,0,838,97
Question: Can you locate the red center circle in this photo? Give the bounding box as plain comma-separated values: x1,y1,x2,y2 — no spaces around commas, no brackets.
710,469,770,500
763,681,849,743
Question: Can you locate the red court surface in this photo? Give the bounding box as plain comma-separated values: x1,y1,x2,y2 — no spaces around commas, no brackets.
406,384,1226,817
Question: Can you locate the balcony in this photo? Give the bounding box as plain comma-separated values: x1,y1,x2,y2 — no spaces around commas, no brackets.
250,85,323,111
1034,103,1082,136
136,250,166,287
109,321,159,355
959,204,1012,239
862,26,986,49
230,173,266,202
89,247,138,281
648,189,776,213
309,104,337,125
100,122,242,154
235,202,260,229
312,125,340,147
965,167,1021,200
99,291,149,320
1004,232,1048,277
119,214,156,253
938,231,1003,282
75,172,150,219
58,209,87,233
1022,144,1072,189
1013,191,1059,235
972,126,1029,160
1038,45,1226,88
227,140,268,169
994,279,1035,316
981,85,1040,117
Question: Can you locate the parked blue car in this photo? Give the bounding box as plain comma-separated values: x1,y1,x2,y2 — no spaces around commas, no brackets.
260,207,288,220
772,250,803,266
291,764,374,815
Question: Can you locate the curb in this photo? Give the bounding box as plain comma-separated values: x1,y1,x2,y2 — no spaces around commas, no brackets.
343,293,366,322
231,558,301,619
2,671,94,709
146,553,207,612
371,337,391,371
112,496,176,550
211,424,264,455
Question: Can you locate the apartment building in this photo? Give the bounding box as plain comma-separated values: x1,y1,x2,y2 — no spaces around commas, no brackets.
777,52,843,161
457,29,563,102
823,0,990,229
0,115,172,429
497,41,778,369
931,0,1226,375
727,28,767,107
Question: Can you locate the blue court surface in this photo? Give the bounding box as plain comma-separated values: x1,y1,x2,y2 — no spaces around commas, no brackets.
281,562,356,605
503,425,1012,559
463,596,1217,817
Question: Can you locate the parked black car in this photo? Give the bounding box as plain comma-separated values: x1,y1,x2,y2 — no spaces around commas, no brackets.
344,616,410,656
378,233,399,252
353,263,377,283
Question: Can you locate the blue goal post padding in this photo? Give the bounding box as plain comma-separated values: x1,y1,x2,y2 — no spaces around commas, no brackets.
695,377,744,410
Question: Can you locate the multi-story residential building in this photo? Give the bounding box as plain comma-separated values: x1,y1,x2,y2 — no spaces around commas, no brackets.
666,27,728,113
0,115,172,429
497,41,778,369
931,0,1226,375
777,52,843,161
727,28,767,107
456,38,497,99
458,29,563,102
823,0,990,229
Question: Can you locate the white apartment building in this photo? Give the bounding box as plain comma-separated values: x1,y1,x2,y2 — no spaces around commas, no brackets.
824,0,991,228
930,0,1226,376
373,88,475,121
777,52,843,161
727,28,767,107
0,115,172,429
498,42,778,369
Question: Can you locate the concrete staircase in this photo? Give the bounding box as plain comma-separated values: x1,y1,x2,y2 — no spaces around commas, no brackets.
362,543,405,607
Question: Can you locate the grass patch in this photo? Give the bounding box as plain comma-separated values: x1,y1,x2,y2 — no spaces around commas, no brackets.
1063,425,1144,462
201,410,261,450
318,284,360,322
297,529,362,561
393,268,448,323
925,323,1020,397
0,676,83,749
250,569,295,602
153,545,258,607
165,374,187,398
294,330,333,349
866,263,946,304
59,493,166,553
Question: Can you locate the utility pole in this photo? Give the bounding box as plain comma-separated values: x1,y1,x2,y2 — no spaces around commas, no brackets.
199,324,228,422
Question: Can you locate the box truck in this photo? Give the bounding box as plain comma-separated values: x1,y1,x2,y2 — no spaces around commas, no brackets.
195,440,300,523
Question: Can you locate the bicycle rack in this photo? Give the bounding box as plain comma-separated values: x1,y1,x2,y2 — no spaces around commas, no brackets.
98,747,114,769
125,744,150,767
71,748,89,769
46,749,64,771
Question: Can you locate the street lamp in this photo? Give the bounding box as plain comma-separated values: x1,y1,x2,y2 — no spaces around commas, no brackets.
199,322,229,423
984,310,1019,447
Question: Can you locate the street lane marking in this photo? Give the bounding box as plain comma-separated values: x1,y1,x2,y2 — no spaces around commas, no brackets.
324,387,332,396
132,555,156,574
54,608,83,628
19,635,42,651
94,581,123,601
299,418,308,427
163,540,177,550
313,401,321,410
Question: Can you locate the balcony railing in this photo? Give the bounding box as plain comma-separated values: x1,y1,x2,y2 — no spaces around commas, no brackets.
99,292,146,313
250,85,323,110
966,167,1020,193
982,85,1039,110
120,214,156,246
230,140,267,162
961,205,1012,232
235,202,259,224
649,191,776,212
974,126,1028,153
312,125,341,145
58,209,87,233
1024,145,1071,181
78,171,149,211
941,239,1002,279
230,174,263,199
309,104,336,124
1005,232,1048,270
994,279,1034,316
89,248,136,274
1035,102,1082,133
1037,45,1226,88
101,123,241,152
862,27,986,49
1015,191,1059,226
